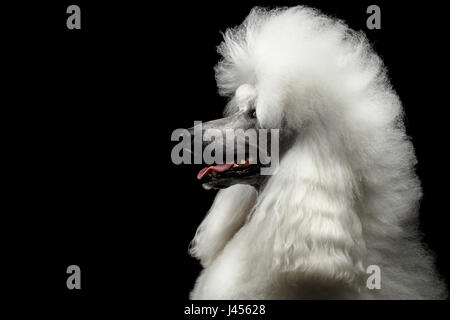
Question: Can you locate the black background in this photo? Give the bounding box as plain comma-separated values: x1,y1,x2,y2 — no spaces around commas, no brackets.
5,0,450,313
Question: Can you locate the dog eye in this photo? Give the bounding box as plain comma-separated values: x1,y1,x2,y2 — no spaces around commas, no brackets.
249,110,257,119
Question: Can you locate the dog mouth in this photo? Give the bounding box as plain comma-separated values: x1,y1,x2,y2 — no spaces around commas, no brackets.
197,158,253,180
196,157,262,187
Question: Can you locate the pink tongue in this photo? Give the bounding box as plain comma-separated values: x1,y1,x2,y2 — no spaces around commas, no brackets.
197,163,234,180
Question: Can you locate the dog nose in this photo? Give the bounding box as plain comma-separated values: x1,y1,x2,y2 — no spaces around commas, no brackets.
187,126,196,136
186,126,204,147
187,124,207,138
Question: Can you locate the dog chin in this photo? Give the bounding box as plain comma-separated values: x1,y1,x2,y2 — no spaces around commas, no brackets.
201,179,237,190
201,182,221,190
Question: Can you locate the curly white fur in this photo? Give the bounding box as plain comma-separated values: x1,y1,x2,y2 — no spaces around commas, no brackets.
189,6,447,299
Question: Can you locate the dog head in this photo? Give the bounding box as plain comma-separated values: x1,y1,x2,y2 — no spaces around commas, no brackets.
190,84,295,190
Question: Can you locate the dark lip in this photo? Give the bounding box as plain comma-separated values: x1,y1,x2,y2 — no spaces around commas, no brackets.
199,163,261,184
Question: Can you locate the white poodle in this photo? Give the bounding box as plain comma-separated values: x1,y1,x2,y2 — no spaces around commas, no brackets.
188,6,447,299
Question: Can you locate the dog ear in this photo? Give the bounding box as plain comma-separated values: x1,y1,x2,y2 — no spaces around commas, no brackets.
249,143,367,288
189,184,257,267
